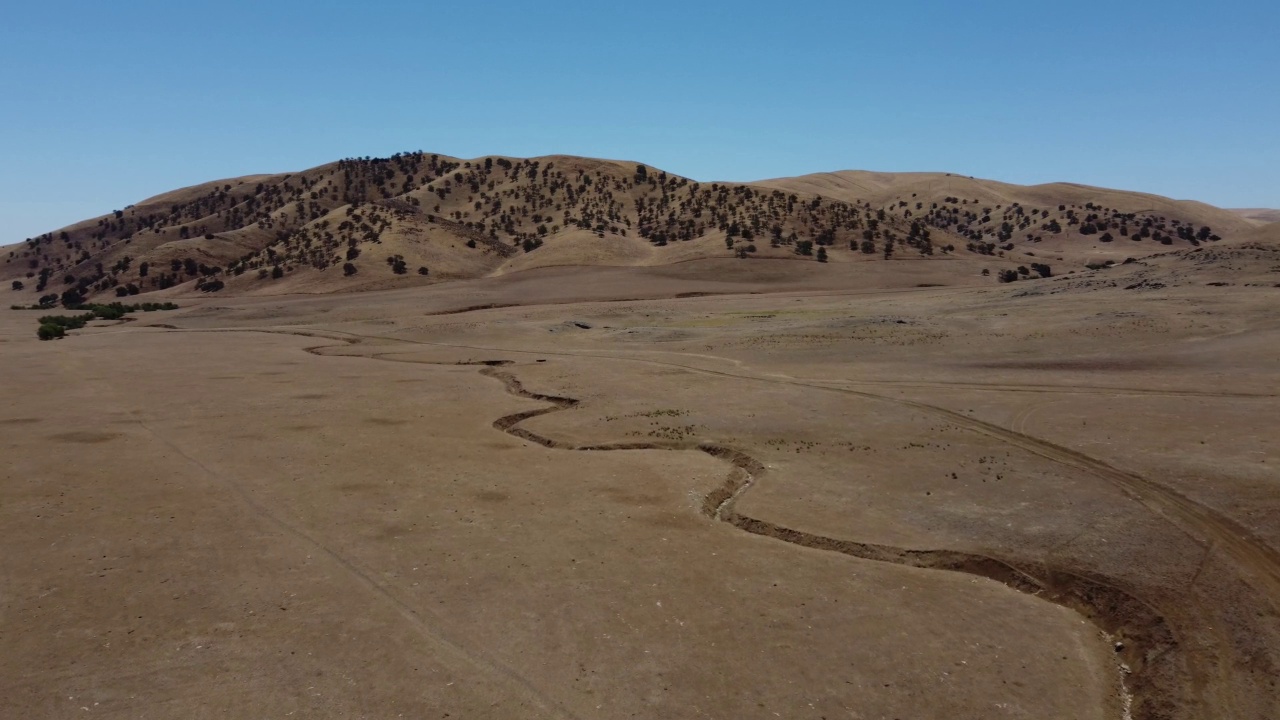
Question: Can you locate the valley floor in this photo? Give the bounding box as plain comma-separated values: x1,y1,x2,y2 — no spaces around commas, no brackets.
3,261,1278,719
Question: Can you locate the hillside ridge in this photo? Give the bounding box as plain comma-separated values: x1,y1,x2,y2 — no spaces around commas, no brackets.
3,153,1262,303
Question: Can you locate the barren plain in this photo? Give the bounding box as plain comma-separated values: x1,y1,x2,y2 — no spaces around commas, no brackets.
3,257,1279,720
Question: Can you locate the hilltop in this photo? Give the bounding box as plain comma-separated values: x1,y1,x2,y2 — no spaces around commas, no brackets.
2,154,1264,304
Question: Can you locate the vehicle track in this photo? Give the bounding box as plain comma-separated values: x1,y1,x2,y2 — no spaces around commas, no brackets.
98,330,584,720
826,378,1277,399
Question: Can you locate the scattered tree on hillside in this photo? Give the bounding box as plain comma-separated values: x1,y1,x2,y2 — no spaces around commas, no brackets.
14,151,1236,296
60,288,84,308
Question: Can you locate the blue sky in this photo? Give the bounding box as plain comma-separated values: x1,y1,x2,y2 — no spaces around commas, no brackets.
2,1,1276,241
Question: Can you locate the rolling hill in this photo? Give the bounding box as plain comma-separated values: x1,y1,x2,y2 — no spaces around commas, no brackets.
2,154,1266,304
1230,208,1280,225
756,170,1258,265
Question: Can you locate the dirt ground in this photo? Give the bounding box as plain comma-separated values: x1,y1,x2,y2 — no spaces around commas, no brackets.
3,260,1277,719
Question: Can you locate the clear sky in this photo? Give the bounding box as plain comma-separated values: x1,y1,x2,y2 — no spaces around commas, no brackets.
2,1,1276,241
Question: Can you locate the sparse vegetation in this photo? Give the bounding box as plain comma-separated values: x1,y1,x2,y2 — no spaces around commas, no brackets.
32,301,178,340
2,153,1241,302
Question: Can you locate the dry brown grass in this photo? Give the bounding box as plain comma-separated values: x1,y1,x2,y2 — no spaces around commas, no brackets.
3,255,1279,718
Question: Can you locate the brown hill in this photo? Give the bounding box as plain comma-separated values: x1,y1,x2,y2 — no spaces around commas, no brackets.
756,170,1257,268
2,155,1262,303
1036,212,1280,294
1229,208,1280,225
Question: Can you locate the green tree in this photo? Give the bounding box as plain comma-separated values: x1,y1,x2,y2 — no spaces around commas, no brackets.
60,288,84,308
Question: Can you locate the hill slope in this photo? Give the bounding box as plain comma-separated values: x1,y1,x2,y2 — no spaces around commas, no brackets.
756,170,1256,267
2,155,1264,303
1230,209,1280,225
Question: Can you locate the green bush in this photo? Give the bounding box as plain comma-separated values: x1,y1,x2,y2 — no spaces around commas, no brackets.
30,301,178,339
39,313,92,330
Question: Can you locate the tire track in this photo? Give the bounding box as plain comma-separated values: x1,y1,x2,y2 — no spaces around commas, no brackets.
101,332,583,720
826,378,1277,399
